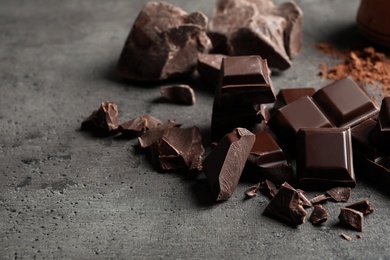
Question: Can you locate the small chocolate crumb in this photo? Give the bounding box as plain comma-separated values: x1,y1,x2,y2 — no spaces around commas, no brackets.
338,207,364,232
326,187,351,202
160,85,196,105
346,200,374,215
310,194,331,205
309,204,328,225
245,183,261,198
340,233,352,241
356,234,362,239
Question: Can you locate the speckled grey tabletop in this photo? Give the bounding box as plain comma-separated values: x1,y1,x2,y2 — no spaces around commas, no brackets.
1,0,390,259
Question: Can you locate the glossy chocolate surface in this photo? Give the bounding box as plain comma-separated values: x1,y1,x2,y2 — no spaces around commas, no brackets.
351,119,378,160
197,53,226,86
296,128,356,188
277,88,316,105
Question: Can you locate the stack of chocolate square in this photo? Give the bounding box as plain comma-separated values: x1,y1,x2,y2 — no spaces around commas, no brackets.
211,55,276,142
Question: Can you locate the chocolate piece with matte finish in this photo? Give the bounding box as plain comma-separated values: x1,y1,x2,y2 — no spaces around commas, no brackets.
261,179,278,199
203,128,255,201
309,204,328,225
160,85,196,105
326,187,351,202
119,115,162,137
312,77,379,128
138,120,182,148
244,183,261,198
154,126,204,173
265,182,307,225
346,200,374,215
216,56,275,106
296,128,356,188
351,119,378,160
197,53,226,86
81,102,119,134
245,131,295,185
338,208,364,232
269,96,333,151
116,2,212,81
277,88,316,105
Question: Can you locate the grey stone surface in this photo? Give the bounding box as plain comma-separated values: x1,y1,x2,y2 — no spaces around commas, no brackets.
1,0,390,259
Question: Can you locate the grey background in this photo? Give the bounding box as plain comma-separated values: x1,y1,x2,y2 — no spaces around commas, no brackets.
1,0,389,259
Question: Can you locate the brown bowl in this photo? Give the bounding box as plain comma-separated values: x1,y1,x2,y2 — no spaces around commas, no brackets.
357,0,390,47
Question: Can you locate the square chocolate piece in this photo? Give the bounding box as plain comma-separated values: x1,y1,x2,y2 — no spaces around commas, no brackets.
216,56,275,106
312,77,379,128
296,128,356,188
277,88,316,105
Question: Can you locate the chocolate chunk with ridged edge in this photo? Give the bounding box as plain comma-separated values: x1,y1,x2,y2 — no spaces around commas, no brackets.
265,182,307,225
309,204,328,225
116,2,212,81
138,120,182,148
203,128,255,201
160,85,196,105
118,115,162,137
338,207,364,232
81,102,119,134
346,200,374,215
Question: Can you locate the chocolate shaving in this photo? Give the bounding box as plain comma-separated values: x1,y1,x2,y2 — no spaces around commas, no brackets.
160,85,196,105
326,187,351,202
340,233,352,241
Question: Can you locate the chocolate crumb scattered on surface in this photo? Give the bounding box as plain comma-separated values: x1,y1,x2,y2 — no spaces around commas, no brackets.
341,233,352,241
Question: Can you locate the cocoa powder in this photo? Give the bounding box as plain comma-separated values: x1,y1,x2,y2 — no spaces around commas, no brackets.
316,43,390,98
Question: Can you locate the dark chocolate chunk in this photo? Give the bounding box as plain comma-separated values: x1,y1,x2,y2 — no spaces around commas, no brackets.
197,53,226,86
326,187,351,202
269,96,333,151
309,204,328,225
138,120,182,148
296,189,312,208
310,194,331,205
203,128,255,201
338,207,364,232
81,102,119,134
340,233,352,241
356,234,362,239
265,182,307,225
160,85,196,105
216,56,275,106
118,115,162,137
244,183,261,198
346,200,374,215
312,77,379,128
296,128,356,188
351,119,378,160
277,88,316,105
261,179,278,199
376,97,390,151
116,2,212,81
245,131,295,185
154,126,204,173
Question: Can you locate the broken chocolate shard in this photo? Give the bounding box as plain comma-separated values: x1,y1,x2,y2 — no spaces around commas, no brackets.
261,179,278,199
326,187,351,202
154,126,204,173
296,128,356,188
244,182,261,198
116,2,212,81
310,194,331,205
203,128,255,201
160,85,196,105
118,115,162,137
265,182,307,225
296,189,312,208
338,207,364,232
340,233,352,241
197,53,226,86
309,204,328,225
346,200,374,215
138,120,182,148
81,102,119,134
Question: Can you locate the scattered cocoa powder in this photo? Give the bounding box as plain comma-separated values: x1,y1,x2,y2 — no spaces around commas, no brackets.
316,43,390,99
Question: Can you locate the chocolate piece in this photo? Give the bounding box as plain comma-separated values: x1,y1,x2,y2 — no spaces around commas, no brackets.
312,77,379,128
245,131,294,185
346,200,374,215
81,102,119,133
277,88,316,105
354,153,390,186
154,126,204,173
338,207,364,232
296,128,356,188
309,204,328,225
116,2,212,81
269,96,333,151
351,119,378,160
340,233,352,241
197,53,226,86
326,187,351,202
244,182,261,198
356,234,362,239
310,194,331,205
216,56,275,106
296,189,312,208
203,128,255,201
118,115,162,137
376,97,390,151
160,85,196,105
261,179,278,199
265,182,307,225
138,120,182,148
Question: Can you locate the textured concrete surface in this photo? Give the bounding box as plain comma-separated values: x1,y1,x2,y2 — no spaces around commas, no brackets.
1,0,390,259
